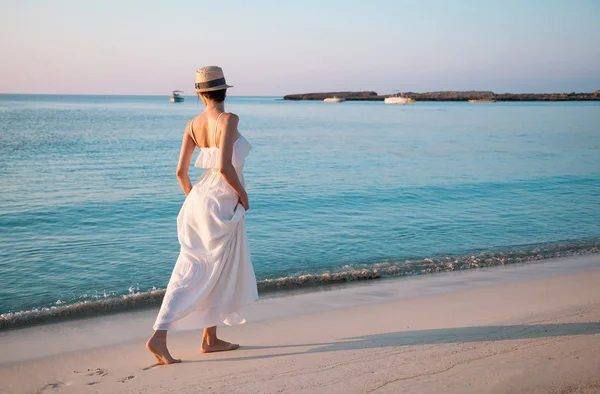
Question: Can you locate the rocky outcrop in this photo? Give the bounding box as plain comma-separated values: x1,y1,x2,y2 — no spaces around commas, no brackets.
283,90,600,101
407,91,495,101
494,92,599,101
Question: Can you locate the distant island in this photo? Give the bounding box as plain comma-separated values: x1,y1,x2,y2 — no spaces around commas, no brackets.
283,90,600,101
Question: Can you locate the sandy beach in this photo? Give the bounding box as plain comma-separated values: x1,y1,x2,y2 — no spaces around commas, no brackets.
1,255,599,394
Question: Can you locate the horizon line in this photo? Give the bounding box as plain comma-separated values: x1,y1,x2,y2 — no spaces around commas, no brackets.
0,93,284,97
2,89,599,97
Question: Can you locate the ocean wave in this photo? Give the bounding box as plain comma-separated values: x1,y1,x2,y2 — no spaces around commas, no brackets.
1,239,598,330
256,239,600,289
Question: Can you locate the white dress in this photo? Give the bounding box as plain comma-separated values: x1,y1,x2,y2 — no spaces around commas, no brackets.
153,113,258,331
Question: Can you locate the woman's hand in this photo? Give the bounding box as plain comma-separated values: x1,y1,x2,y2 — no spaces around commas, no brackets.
238,192,250,211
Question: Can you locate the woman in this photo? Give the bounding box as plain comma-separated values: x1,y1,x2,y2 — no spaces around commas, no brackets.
146,66,258,365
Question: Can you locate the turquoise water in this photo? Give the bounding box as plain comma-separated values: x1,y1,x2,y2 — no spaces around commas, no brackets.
1,95,599,325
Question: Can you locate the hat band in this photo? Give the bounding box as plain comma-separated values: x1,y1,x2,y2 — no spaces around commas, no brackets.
195,77,227,90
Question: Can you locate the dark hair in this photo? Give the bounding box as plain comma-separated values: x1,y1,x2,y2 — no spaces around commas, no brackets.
200,89,227,103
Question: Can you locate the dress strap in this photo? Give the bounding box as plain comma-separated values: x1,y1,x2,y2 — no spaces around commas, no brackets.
214,112,225,148
188,119,198,146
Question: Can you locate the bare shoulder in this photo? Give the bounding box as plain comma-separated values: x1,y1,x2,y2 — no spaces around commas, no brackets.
185,117,194,135
222,112,239,128
187,115,200,130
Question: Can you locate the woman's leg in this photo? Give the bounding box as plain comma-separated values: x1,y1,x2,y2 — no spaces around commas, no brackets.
201,326,240,353
146,330,181,364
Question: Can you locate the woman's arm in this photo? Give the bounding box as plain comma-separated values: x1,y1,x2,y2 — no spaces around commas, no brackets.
175,120,196,196
218,113,249,210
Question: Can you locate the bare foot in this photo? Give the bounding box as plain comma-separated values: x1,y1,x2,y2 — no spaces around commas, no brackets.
146,337,181,365
201,338,240,353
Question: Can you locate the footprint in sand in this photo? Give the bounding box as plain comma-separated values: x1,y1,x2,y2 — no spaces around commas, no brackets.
36,382,64,393
118,375,136,383
86,368,109,377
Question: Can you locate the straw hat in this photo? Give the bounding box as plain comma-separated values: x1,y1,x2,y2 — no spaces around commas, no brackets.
195,66,233,93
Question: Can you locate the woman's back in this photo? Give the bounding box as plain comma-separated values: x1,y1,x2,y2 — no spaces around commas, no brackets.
189,111,238,149
190,111,251,171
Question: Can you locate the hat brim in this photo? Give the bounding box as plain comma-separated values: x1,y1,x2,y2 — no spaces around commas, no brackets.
195,84,233,93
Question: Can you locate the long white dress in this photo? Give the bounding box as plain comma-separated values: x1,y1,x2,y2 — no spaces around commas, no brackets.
153,114,258,331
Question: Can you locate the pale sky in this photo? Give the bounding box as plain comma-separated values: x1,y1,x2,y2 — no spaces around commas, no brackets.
1,0,599,95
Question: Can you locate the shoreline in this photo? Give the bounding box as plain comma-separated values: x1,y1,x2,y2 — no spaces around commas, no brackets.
2,239,598,330
283,90,600,101
1,254,599,393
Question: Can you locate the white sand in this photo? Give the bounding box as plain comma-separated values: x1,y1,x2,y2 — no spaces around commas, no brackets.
1,255,599,393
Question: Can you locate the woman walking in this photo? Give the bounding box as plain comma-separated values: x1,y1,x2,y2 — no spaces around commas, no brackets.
146,66,258,364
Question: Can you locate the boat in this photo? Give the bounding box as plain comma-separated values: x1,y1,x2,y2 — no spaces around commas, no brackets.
324,97,345,103
468,99,496,103
384,92,415,104
169,90,185,103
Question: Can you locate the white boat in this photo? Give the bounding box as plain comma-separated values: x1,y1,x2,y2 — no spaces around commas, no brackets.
468,99,496,103
170,90,185,103
385,96,409,104
324,97,345,103
384,92,415,104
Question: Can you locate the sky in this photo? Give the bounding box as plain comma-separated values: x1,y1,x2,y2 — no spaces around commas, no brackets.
1,0,599,95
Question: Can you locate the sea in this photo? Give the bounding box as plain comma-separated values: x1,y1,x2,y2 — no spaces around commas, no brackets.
1,95,599,329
